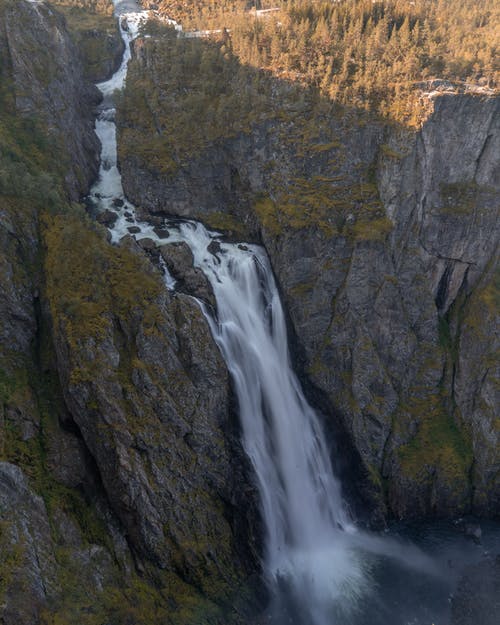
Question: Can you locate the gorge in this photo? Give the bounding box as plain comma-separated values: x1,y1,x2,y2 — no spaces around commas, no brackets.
0,0,498,624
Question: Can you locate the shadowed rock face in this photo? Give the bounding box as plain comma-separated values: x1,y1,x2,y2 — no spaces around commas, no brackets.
116,34,499,521
0,3,260,623
159,240,216,307
49,233,256,585
1,0,101,199
265,95,500,520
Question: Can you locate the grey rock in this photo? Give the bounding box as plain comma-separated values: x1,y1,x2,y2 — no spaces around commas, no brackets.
137,236,157,250
160,241,216,307
50,248,257,596
97,209,118,227
118,59,500,519
153,226,170,238
0,462,58,625
2,1,101,200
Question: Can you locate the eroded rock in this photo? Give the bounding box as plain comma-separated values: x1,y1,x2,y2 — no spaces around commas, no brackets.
160,241,216,308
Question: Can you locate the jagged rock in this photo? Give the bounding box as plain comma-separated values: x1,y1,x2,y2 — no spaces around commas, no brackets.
0,462,127,625
0,462,58,625
208,240,223,256
153,226,170,238
46,228,258,601
160,241,216,308
1,0,101,200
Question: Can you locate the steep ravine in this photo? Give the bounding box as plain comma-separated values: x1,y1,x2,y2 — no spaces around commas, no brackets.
0,2,260,623
117,31,499,522
0,1,498,623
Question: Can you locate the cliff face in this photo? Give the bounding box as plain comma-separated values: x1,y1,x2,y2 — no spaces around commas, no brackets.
1,0,101,199
0,2,259,623
117,36,499,521
267,94,499,520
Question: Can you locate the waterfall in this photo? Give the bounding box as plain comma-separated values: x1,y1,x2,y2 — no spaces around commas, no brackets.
89,5,441,624
172,224,376,622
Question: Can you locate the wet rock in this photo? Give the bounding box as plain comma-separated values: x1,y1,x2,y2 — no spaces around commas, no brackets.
160,242,216,308
96,209,118,227
113,198,124,208
153,226,170,239
127,226,141,234
137,237,157,252
208,240,222,256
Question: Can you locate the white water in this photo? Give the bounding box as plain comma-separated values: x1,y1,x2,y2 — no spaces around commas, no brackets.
89,6,441,624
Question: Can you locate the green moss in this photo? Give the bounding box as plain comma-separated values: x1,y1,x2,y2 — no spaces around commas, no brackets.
52,4,121,81
43,211,163,352
309,140,342,153
254,174,391,241
439,181,480,215
290,280,316,297
347,215,393,241
253,195,282,235
199,211,251,237
396,390,472,490
380,143,404,160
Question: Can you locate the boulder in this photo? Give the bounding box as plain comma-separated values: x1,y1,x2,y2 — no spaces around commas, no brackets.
160,241,216,308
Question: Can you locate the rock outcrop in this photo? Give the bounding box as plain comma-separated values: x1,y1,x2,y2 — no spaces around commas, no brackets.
1,0,101,199
0,2,260,623
117,34,499,521
44,227,258,595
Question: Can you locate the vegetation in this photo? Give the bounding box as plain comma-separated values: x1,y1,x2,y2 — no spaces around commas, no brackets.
48,0,122,81
396,390,472,490
119,0,498,241
153,0,499,125
1,3,239,619
48,0,113,15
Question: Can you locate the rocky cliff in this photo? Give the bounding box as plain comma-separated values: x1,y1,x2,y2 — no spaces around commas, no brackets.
0,2,259,623
117,33,499,522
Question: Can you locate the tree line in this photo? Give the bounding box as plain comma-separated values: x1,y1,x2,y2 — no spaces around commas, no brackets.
152,0,498,125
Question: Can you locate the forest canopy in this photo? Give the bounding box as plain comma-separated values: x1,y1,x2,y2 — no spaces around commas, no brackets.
150,0,499,124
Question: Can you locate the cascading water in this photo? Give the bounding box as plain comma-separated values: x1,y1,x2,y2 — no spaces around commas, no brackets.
160,223,371,624
89,7,370,622
88,5,499,624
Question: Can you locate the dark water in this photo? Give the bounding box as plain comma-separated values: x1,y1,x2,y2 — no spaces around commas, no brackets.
263,518,500,625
